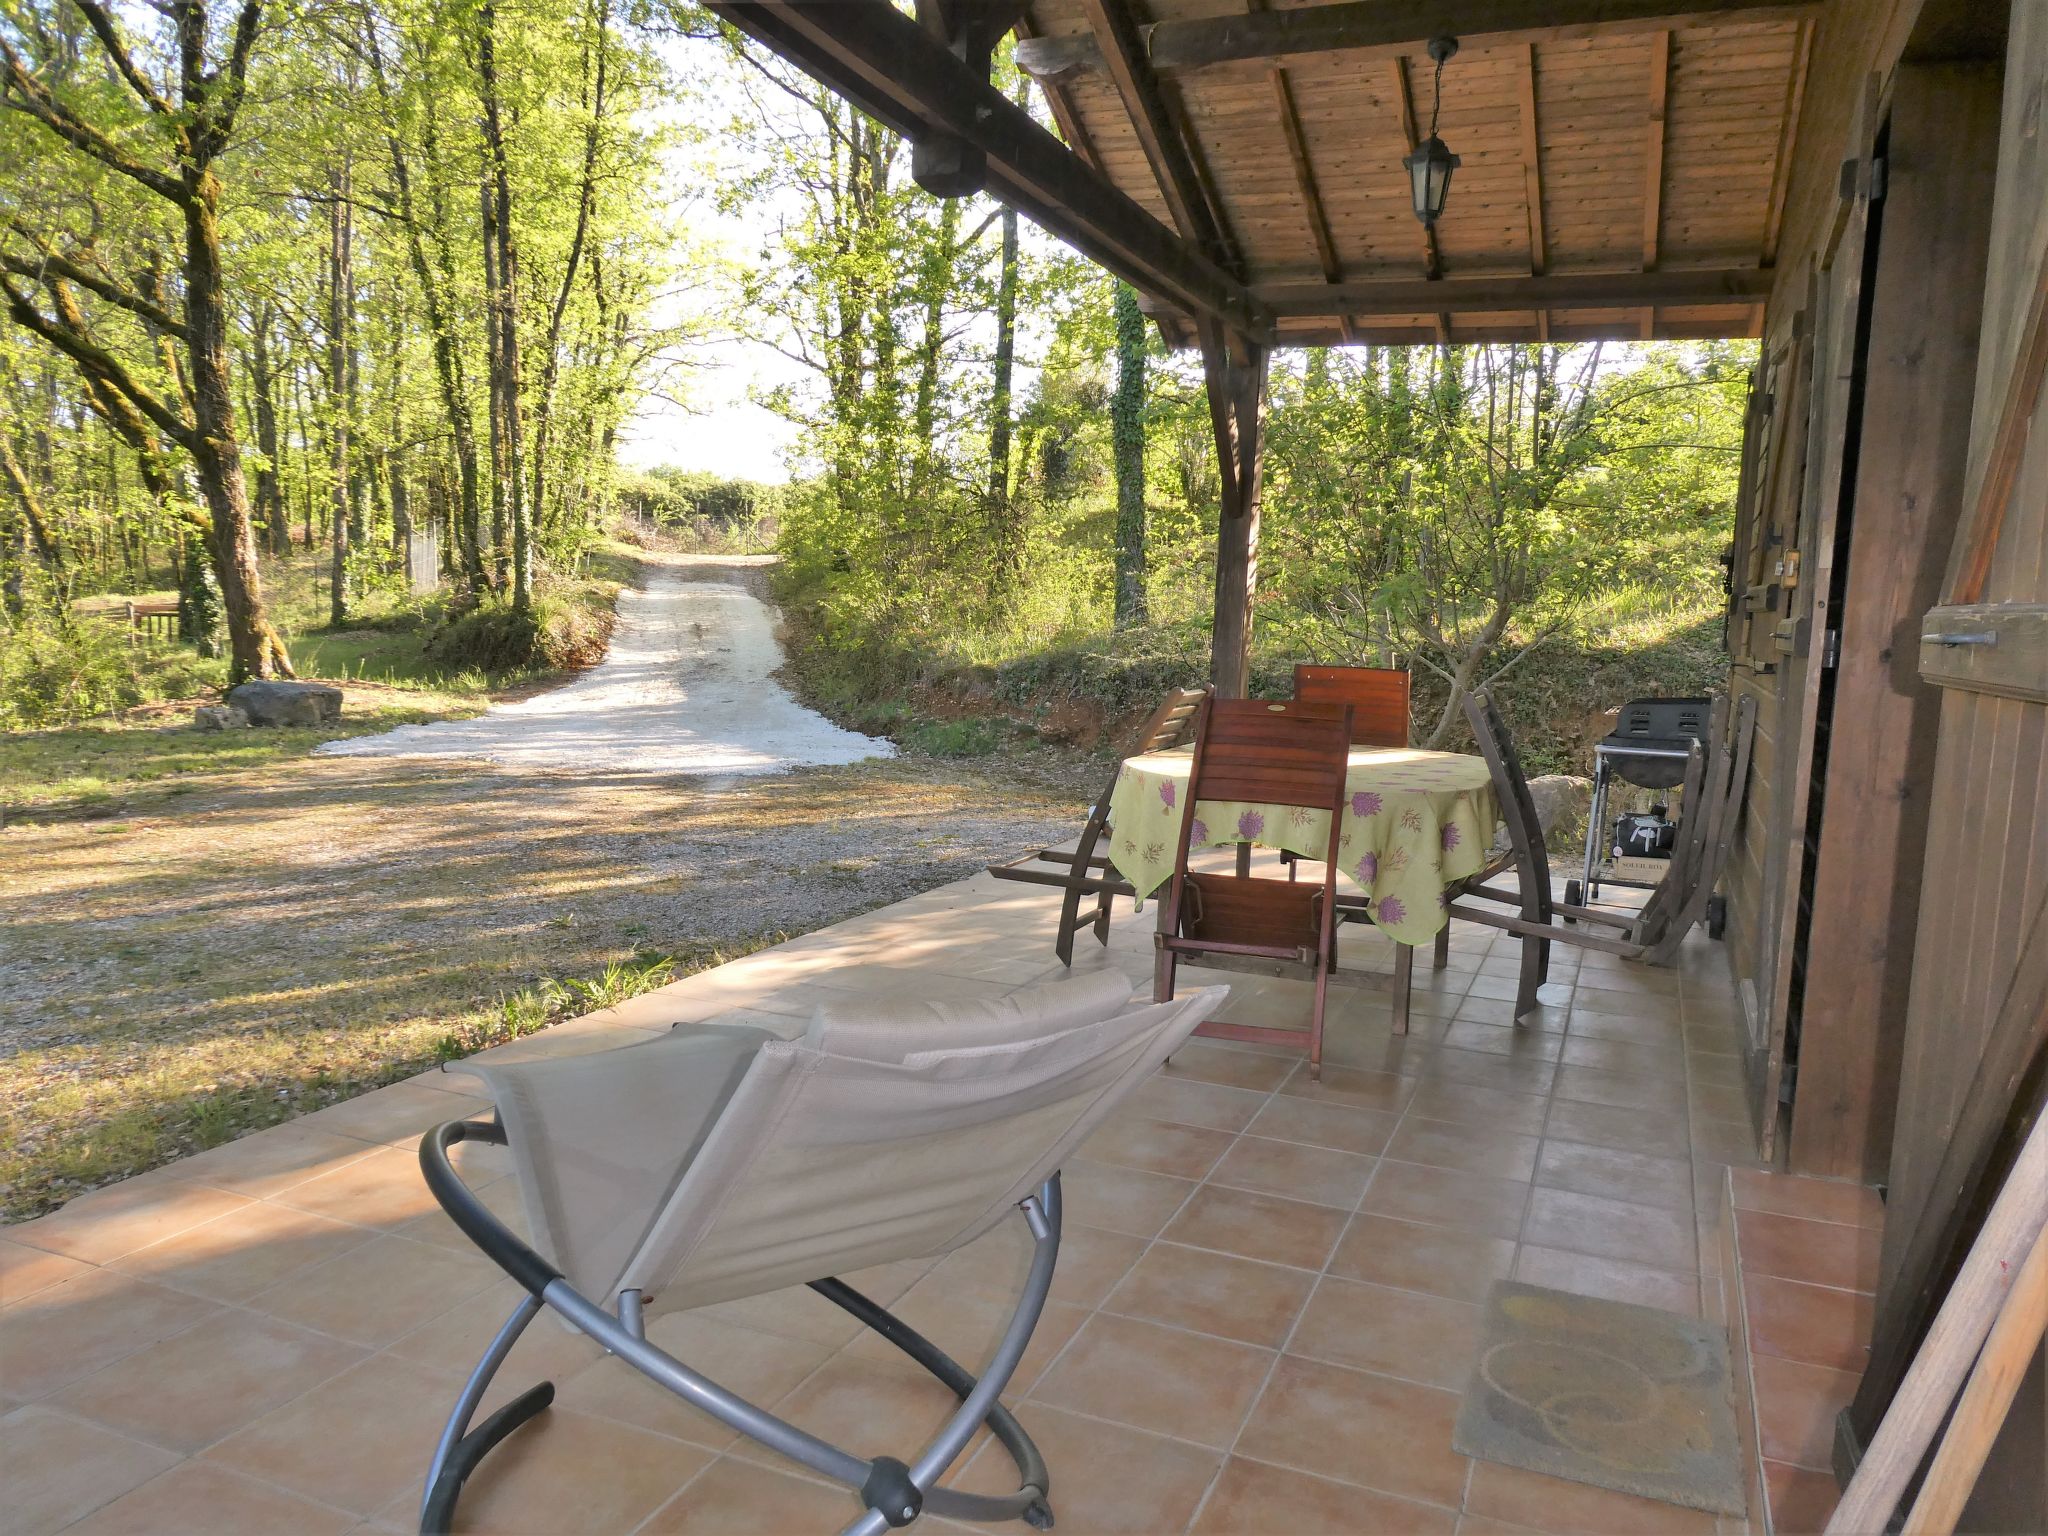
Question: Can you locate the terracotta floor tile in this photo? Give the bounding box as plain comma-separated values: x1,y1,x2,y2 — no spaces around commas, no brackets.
1209,1135,1377,1209
389,1280,605,1401
559,1313,828,1451
245,1234,496,1347
639,1458,857,1534
50,1308,366,1452
270,1145,447,1230
932,1221,1144,1311
424,1405,711,1535
1765,1458,1843,1534
202,1353,463,1514
1162,1184,1349,1271
1387,1117,1541,1182
1080,1115,1235,1180
1033,1312,1272,1447
1463,1460,1716,1534
6,1180,252,1267
1160,1042,1299,1092
1735,1208,1882,1292
1191,1454,1458,1534
1105,1241,1314,1348
1690,1082,1752,1122
1543,1099,1692,1158
1751,1353,1860,1469
1553,1064,1688,1114
1523,1187,1697,1273
1277,1063,1418,1114
1559,1034,1687,1079
1729,1169,1883,1230
157,1126,382,1201
1451,997,1529,1028
1245,1095,1399,1156
107,1199,374,1303
1361,1161,1531,1240
1059,1160,1198,1238
62,1459,358,1536
845,1280,1089,1396
1742,1273,1875,1373
1422,1048,1560,1097
1404,1081,1550,1137
294,1082,493,1147
955,1404,1222,1535
0,1239,94,1305
0,1404,180,1536
1439,1022,1564,1061
1535,1139,1695,1210
1328,1215,1517,1304
0,1267,219,1400
1287,1277,1481,1389
1691,1118,1766,1170
1569,1008,1688,1046
1125,1076,1269,1133
1234,1354,1468,1508
1512,1244,1701,1316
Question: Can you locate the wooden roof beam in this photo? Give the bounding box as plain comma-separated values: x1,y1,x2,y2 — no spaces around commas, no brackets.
1013,12,1104,172
1016,0,1819,79
1269,56,1356,342
1389,56,1449,341
1514,41,1547,340
706,0,1267,337
1642,29,1669,270
1252,266,1773,316
1078,0,1227,260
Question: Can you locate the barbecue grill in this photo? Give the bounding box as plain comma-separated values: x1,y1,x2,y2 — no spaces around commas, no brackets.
1570,697,1713,909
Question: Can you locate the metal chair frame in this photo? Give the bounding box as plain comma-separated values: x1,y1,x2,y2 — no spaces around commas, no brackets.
416,1118,1062,1536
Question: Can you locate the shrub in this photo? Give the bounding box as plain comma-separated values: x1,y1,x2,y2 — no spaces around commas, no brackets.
423,590,613,675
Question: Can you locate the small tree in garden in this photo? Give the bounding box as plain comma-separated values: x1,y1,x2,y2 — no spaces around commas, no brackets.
1266,342,1748,746
1110,282,1147,629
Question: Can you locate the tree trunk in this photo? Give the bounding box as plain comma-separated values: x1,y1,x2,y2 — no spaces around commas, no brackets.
183,171,291,680
249,306,288,553
476,0,530,613
327,158,353,628
1111,282,1148,628
530,0,606,539
986,201,1021,592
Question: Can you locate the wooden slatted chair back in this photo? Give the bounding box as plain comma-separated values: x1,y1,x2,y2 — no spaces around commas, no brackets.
1462,690,1551,924
1135,685,1210,755
1185,697,1353,815
1293,665,1411,748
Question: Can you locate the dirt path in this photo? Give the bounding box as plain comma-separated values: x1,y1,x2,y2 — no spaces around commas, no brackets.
0,563,1093,1218
317,554,892,774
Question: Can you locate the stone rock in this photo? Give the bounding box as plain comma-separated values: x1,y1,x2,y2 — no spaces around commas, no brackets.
1526,773,1594,847
227,679,344,727
192,703,250,731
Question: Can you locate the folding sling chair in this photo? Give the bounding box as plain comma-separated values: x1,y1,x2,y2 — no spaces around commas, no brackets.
416,969,1229,1535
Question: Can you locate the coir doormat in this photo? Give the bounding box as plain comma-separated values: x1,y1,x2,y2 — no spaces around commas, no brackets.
1451,1280,1745,1516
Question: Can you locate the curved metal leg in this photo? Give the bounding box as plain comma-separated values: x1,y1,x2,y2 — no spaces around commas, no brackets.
420,1294,547,1535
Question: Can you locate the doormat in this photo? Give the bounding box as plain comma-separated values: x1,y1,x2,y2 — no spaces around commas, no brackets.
1451,1280,1746,1516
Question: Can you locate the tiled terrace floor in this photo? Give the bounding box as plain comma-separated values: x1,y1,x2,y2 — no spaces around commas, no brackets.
4,865,1810,1535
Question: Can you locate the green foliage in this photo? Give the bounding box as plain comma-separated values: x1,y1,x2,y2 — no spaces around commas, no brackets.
177,549,226,658
435,951,684,1059
0,605,220,731
424,587,614,674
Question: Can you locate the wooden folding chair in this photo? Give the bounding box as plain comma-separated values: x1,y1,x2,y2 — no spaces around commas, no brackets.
990,685,1210,964
1154,696,1353,1079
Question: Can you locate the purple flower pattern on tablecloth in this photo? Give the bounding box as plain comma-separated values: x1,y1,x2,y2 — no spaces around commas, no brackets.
1441,822,1462,851
1190,817,1209,845
1158,779,1175,810
1352,790,1382,817
1354,851,1378,886
1377,896,1406,926
1237,809,1264,841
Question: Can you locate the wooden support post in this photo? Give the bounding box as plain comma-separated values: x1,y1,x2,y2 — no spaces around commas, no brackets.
1201,323,1268,698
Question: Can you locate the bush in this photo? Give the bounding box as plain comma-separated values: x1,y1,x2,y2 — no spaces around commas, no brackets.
0,606,219,729
423,590,613,675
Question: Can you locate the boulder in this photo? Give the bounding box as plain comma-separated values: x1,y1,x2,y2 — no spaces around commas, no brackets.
1526,773,1594,848
192,703,250,731
227,680,344,728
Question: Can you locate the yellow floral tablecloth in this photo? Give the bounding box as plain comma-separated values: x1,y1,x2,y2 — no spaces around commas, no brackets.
1105,745,1500,946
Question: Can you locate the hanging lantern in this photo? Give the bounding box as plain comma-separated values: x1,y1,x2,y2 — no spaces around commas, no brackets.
1403,37,1461,227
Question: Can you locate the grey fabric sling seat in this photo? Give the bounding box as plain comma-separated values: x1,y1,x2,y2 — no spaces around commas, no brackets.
416,969,1229,1536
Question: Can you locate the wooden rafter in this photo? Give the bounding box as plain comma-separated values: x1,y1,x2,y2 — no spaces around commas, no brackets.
1514,41,1547,339
1253,266,1772,316
1013,12,1102,171
1760,16,1813,267
705,0,1266,337
1015,0,1818,79
1389,55,1448,341
1078,0,1231,267
1643,29,1670,268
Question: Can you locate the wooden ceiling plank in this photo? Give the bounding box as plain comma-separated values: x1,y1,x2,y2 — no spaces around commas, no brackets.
1014,11,1104,171
1014,0,1819,79
1643,28,1670,268
1252,264,1770,315
1516,41,1547,275
1389,52,1448,342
